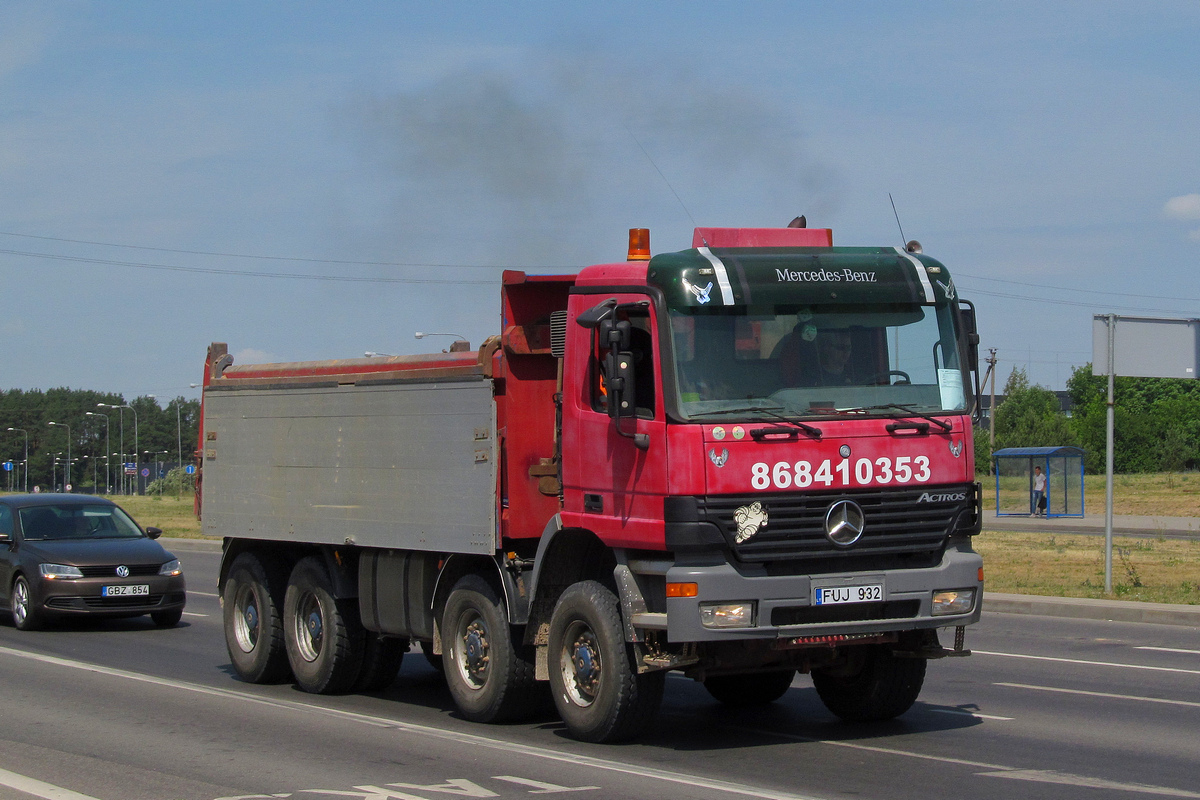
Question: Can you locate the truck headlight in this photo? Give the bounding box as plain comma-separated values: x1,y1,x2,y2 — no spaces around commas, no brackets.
932,589,975,616
699,602,756,629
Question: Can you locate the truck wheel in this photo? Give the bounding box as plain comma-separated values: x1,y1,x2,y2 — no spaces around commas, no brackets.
442,575,540,723
811,645,926,722
355,633,407,691
547,581,664,743
223,552,290,683
11,575,43,631
283,556,365,694
703,670,795,706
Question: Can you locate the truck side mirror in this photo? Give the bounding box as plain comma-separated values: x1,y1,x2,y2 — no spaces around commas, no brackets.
603,349,637,420
959,301,980,374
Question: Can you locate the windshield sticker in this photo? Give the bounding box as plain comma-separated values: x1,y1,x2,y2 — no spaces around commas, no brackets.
731,426,746,440
937,368,965,410
712,426,726,440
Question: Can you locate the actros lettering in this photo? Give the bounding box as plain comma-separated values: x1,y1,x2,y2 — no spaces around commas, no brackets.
917,492,966,503
750,456,931,490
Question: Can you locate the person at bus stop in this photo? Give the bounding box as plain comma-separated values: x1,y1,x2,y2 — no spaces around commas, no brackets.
1032,465,1047,517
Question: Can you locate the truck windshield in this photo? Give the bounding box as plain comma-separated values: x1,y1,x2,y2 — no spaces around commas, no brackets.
668,302,968,420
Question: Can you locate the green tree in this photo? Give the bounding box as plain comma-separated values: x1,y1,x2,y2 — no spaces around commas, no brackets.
993,367,1075,452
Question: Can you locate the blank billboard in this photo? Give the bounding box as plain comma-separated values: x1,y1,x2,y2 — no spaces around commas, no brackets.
1092,315,1199,379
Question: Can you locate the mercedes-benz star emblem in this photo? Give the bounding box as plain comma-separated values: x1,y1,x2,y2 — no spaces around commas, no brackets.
116,565,130,578
824,500,865,547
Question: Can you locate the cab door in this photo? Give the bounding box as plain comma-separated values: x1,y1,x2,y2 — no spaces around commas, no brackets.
561,295,669,550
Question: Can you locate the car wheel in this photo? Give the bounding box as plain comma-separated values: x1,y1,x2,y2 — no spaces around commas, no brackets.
283,556,365,694
442,575,541,723
547,581,664,743
222,552,291,683
11,575,43,631
151,607,184,628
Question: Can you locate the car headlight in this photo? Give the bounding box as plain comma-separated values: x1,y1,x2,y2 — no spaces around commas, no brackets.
40,563,84,579
932,589,976,616
159,559,182,577
699,602,756,629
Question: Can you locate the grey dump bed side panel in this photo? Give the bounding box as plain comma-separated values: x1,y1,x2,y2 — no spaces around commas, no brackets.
201,376,496,554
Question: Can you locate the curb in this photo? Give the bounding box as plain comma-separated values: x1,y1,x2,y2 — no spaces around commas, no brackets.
985,591,1200,628
161,536,222,553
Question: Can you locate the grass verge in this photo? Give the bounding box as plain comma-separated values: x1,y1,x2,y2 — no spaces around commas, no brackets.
111,493,205,539
976,529,1200,605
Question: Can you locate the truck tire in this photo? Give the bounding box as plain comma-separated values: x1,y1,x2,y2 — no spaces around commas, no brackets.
811,645,926,722
283,556,365,694
355,633,407,692
223,552,290,683
703,670,795,706
442,575,540,723
547,581,664,743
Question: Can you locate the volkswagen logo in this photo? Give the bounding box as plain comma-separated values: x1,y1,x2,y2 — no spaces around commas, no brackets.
115,565,130,578
824,500,865,547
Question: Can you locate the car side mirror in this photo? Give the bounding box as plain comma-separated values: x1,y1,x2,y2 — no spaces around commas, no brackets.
145,526,163,540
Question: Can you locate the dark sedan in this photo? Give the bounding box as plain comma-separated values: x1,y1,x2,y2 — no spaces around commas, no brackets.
0,494,186,630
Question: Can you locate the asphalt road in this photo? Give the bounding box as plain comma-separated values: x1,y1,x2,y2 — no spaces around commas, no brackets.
0,544,1197,800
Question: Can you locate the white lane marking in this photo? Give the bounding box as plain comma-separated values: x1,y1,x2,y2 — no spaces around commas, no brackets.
0,765,103,800
976,769,1200,798
1136,646,1200,655
974,649,1200,676
189,590,220,598
0,646,823,800
730,726,1200,797
926,708,1013,721
996,682,1200,709
493,775,600,793
182,611,208,617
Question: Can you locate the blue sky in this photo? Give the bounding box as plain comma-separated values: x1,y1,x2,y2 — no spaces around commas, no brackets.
2,1,1198,402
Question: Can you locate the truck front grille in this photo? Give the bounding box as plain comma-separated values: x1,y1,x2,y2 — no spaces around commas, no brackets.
698,483,974,572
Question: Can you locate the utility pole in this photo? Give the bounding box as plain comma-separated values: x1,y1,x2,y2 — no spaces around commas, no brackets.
988,348,998,454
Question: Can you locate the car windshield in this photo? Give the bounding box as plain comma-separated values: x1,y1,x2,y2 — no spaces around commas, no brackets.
18,504,144,541
669,302,967,420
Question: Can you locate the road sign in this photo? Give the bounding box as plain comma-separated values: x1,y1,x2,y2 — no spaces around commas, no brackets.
141,468,150,478
185,465,196,475
2,462,11,472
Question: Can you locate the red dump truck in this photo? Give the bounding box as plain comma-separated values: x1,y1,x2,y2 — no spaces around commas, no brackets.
199,220,983,742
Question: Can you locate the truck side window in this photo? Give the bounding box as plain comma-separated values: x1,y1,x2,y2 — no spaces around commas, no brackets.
590,314,657,419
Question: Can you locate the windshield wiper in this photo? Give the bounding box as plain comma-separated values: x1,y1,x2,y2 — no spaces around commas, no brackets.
688,405,822,437
850,403,953,433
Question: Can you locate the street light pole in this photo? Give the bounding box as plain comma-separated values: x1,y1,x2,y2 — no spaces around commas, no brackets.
7,427,28,492
98,402,136,493
85,412,110,494
47,421,71,488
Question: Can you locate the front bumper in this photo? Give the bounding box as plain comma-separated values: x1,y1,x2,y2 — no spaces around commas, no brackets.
36,575,187,618
660,539,981,642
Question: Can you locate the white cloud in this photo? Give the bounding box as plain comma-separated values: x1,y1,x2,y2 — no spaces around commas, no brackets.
1163,193,1200,220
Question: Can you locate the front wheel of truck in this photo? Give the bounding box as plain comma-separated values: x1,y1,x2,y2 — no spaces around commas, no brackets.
283,556,365,694
223,552,291,683
548,581,664,743
811,645,926,722
442,575,541,723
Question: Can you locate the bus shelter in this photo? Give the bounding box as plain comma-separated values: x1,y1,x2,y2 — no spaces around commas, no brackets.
993,446,1085,518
